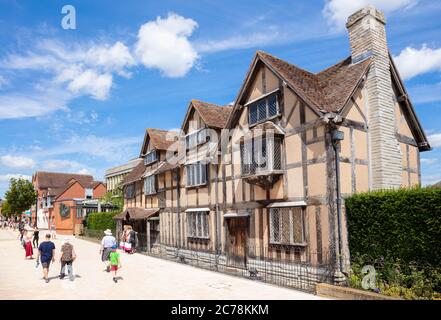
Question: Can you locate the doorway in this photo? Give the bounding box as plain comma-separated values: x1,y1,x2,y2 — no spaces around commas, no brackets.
226,217,249,268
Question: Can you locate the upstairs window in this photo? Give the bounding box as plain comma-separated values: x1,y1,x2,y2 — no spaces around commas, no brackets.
269,207,305,245
186,128,208,150
144,150,158,165
85,188,93,199
124,184,135,199
186,162,207,187
248,92,279,126
240,136,282,176
144,175,156,195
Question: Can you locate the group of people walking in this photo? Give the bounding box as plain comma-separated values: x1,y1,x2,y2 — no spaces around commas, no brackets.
4,218,134,284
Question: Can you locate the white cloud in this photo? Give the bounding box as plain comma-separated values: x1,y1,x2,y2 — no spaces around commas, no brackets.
394,45,441,80
77,168,92,175
323,0,417,31
0,155,35,169
42,159,86,171
428,133,441,148
134,12,199,77
195,30,281,53
0,174,32,182
420,158,438,165
29,134,142,162
408,82,441,104
0,75,8,89
65,69,113,100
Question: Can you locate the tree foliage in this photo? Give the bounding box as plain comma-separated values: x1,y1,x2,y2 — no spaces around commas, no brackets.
99,186,123,211
5,178,37,216
86,211,119,231
1,200,11,217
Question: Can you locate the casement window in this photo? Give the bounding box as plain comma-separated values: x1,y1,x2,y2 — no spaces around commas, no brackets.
144,175,156,195
187,211,210,239
124,184,135,199
248,92,279,126
186,128,208,150
144,150,158,165
240,136,282,176
186,162,207,187
269,207,305,245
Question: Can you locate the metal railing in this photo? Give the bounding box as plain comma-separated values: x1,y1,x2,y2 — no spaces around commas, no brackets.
119,232,334,292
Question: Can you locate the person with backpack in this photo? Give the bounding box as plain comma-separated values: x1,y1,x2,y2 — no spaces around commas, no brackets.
36,233,56,283
59,238,76,281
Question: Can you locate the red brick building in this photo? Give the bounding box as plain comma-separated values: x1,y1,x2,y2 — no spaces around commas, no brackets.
31,172,106,234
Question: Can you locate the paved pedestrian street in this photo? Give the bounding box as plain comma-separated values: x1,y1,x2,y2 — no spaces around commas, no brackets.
0,230,325,300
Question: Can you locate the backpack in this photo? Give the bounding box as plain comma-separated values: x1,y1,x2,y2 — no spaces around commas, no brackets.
61,243,73,261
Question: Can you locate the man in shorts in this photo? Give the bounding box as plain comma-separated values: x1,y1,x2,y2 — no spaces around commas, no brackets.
36,233,56,283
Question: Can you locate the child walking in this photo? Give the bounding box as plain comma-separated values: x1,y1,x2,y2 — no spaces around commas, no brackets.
109,244,121,283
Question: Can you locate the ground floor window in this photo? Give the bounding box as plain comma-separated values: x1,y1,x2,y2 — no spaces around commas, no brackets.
269,207,304,245
187,211,210,239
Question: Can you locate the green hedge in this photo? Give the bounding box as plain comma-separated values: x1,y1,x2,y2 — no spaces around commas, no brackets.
86,211,119,231
345,187,441,297
345,187,441,267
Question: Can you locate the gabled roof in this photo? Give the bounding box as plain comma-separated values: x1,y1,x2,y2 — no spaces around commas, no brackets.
121,161,146,186
33,171,94,190
257,51,371,114
389,53,430,151
181,100,233,131
140,128,178,157
191,100,233,129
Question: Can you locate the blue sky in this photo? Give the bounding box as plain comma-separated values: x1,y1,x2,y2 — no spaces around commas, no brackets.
1,0,441,197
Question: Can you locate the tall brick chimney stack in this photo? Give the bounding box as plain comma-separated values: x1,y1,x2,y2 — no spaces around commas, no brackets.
346,5,402,189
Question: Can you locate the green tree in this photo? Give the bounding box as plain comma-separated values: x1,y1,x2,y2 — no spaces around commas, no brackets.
99,186,123,211
5,178,37,216
1,200,11,217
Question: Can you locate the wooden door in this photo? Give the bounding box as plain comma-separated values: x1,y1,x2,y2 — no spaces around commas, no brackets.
226,218,248,268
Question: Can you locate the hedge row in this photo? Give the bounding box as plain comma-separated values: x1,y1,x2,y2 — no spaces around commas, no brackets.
345,187,441,268
86,211,119,231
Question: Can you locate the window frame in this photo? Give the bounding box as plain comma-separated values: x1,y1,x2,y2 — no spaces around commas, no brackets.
144,150,158,166
269,207,306,246
185,128,208,150
185,161,208,187
240,135,283,176
186,211,210,240
124,184,135,199
247,91,280,127
144,175,156,196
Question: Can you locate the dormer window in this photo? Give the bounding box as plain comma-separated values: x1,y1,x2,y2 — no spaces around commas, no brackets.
144,150,158,165
85,188,93,199
248,91,279,126
186,128,208,150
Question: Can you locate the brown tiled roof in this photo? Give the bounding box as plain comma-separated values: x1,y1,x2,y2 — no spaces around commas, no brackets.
256,51,371,114
191,100,233,129
114,207,159,220
147,128,177,151
121,161,145,186
34,171,94,190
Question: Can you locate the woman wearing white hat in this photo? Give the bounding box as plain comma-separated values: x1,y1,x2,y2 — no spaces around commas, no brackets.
100,229,116,272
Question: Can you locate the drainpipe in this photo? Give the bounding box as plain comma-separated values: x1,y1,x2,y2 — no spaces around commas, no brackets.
331,128,346,277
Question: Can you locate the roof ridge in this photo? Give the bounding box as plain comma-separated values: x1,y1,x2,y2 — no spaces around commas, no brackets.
257,50,317,78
